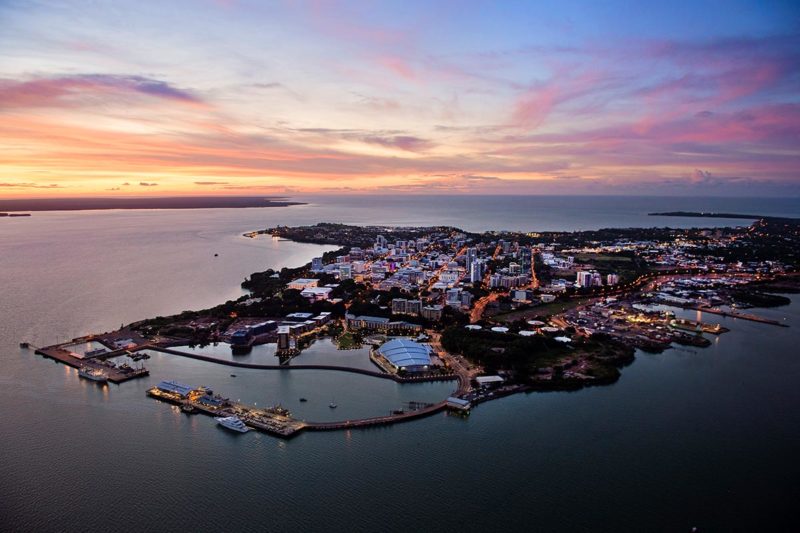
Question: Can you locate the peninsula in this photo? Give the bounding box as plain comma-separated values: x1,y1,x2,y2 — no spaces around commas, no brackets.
32,217,799,438
0,196,304,212
649,211,799,222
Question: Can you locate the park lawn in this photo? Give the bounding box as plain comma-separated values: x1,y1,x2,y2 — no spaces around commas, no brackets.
494,298,591,322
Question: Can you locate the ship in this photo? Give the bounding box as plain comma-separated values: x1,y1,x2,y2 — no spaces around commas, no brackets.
78,367,108,383
215,416,250,433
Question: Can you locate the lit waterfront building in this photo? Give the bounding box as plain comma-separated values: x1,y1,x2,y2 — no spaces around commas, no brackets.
311,257,323,271
277,326,291,350
374,339,431,373
288,278,319,290
339,263,352,280
607,273,620,285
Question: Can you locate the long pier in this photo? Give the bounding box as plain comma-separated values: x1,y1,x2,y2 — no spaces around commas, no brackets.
672,304,788,327
304,401,447,431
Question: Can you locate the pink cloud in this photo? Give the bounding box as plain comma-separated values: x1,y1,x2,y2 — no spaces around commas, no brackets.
377,55,417,81
0,74,204,110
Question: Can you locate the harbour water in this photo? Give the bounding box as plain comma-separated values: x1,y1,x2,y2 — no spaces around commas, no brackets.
1,195,799,532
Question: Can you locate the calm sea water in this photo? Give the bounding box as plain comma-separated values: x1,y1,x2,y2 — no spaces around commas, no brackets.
1,195,799,532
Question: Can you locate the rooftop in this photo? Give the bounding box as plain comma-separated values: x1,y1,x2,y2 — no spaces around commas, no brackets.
376,338,431,369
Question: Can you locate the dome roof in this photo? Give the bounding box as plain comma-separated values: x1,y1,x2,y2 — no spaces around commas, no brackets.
377,338,431,368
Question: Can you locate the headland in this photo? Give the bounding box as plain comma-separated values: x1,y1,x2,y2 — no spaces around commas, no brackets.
30,216,799,439
0,196,304,212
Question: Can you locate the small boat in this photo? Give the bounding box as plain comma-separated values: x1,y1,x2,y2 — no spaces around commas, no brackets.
214,253,219,257
78,367,108,383
329,400,338,409
299,397,308,402
216,416,249,433
19,342,29,349
181,404,195,413
230,374,237,377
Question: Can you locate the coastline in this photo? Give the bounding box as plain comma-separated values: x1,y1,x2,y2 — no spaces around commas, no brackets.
0,196,305,212
30,218,797,438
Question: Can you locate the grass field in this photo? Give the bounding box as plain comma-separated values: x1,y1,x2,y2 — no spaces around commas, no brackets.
572,253,633,263
494,298,591,323
336,331,362,349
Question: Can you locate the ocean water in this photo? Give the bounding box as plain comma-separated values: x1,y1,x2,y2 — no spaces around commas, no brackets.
1,196,798,532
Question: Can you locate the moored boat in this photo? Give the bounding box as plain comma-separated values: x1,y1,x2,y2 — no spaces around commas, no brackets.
78,367,108,383
215,416,249,433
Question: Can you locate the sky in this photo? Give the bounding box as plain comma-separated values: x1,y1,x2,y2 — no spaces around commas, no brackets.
0,0,798,197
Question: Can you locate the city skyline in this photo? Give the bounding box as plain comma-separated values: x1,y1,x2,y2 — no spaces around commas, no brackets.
1,0,798,197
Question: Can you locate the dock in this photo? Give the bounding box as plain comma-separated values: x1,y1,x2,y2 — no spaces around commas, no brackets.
35,345,149,383
681,305,788,327
146,385,306,438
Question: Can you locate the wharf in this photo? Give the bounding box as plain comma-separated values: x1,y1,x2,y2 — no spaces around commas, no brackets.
681,305,788,327
35,345,149,383
146,387,306,438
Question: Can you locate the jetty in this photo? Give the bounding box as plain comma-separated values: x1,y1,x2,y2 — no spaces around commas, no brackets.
146,381,454,438
35,344,149,383
681,305,788,327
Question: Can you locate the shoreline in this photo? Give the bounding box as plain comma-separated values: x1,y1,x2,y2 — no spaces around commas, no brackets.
31,219,797,438
0,196,305,212
649,211,799,222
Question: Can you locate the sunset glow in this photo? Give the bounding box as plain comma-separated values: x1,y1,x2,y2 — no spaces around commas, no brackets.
1,0,798,197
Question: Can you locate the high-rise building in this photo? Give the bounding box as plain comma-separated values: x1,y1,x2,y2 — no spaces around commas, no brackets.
576,271,593,288
465,247,477,268
311,257,323,271
469,260,484,283
607,273,619,285
339,263,352,280
376,235,387,248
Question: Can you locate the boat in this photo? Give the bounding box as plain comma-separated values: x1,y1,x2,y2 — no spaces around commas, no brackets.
78,367,108,383
230,374,237,377
215,416,249,433
19,342,29,349
329,400,338,409
181,403,195,414
299,397,308,402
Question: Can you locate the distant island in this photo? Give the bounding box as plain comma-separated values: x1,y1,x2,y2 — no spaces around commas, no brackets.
0,212,32,217
649,211,799,222
0,196,304,212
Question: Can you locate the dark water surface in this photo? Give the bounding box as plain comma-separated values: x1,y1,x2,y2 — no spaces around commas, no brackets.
1,196,798,532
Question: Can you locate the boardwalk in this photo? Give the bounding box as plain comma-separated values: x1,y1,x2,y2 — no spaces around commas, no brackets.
305,401,447,431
